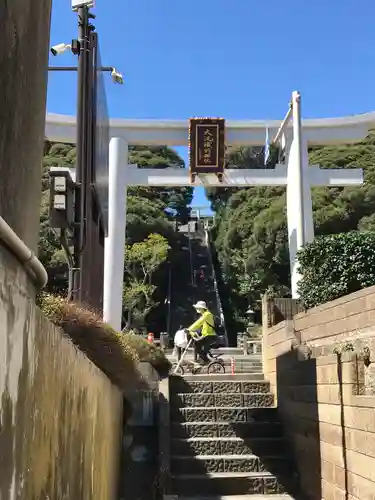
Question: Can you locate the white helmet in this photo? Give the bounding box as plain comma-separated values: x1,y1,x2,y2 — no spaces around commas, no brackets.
193,301,207,310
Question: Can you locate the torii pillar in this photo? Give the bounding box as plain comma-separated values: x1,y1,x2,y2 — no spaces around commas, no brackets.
103,100,364,329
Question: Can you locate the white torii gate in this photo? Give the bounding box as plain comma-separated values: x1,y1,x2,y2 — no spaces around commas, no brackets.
45,92,373,331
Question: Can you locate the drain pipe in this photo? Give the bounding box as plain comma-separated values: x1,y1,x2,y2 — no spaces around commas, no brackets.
0,216,48,288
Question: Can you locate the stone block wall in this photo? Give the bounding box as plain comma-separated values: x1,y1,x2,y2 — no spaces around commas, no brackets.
263,287,375,500
0,246,123,500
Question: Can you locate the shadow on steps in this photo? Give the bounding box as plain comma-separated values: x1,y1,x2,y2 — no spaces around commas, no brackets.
166,376,302,498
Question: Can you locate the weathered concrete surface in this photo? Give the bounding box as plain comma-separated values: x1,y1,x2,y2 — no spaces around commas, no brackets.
0,0,52,250
0,246,123,500
119,363,160,500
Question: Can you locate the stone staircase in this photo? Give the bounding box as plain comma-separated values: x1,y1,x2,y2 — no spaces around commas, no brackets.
167,375,300,499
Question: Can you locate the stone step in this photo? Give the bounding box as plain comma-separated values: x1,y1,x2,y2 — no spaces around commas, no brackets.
172,407,279,425
172,471,297,496
169,356,262,365
171,373,265,382
223,367,263,374
167,348,261,356
169,359,263,371
222,361,262,368
171,421,282,439
171,437,287,457
212,348,257,355
170,379,270,395
171,393,274,409
172,454,293,475
172,402,275,423
171,364,264,371
179,495,297,500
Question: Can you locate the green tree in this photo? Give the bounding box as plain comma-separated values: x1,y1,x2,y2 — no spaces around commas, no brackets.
123,234,170,329
39,142,77,295
209,131,375,324
39,141,191,333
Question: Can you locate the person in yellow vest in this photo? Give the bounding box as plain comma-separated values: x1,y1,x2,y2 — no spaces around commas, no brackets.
188,301,217,364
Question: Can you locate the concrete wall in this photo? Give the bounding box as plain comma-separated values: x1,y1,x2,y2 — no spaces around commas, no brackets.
0,0,51,250
263,288,375,500
0,3,127,498
0,246,123,500
119,363,160,500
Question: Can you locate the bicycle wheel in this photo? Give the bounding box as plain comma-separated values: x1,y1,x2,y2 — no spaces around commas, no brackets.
171,363,185,375
207,361,225,374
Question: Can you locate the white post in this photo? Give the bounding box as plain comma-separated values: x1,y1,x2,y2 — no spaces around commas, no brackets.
287,91,307,298
302,136,314,244
292,91,306,248
103,137,128,331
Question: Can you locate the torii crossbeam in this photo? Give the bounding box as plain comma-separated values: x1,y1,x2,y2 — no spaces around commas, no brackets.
45,91,370,331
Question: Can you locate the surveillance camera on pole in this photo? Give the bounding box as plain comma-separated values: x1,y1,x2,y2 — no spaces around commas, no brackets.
71,0,95,11
50,43,72,56
111,68,124,85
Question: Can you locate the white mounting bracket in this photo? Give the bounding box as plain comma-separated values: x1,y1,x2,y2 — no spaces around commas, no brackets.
72,0,95,11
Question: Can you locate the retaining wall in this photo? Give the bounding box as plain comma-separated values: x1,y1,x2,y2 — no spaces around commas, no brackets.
0,247,123,500
263,287,375,500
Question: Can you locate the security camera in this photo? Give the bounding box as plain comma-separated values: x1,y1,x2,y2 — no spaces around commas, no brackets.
111,68,124,85
50,43,72,56
72,0,95,10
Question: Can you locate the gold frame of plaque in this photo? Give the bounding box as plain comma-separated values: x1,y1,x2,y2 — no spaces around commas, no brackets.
188,117,225,184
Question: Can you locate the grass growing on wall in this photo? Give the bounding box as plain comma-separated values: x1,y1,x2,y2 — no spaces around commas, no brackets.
38,294,171,386
122,332,171,377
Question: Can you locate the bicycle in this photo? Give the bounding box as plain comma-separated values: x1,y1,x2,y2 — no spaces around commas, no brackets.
171,338,226,375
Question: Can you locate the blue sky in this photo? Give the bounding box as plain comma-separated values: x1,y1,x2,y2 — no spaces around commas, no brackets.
48,0,375,207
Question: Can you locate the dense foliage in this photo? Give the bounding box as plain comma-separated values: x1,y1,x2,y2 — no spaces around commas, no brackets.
123,233,170,329
208,133,375,326
297,232,375,308
40,142,193,332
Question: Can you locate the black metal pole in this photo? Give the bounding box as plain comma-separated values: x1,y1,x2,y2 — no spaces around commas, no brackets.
72,5,90,303
48,66,114,72
167,263,172,336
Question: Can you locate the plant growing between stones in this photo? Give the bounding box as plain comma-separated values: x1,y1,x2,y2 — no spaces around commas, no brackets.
152,466,171,500
362,346,372,367
332,342,355,355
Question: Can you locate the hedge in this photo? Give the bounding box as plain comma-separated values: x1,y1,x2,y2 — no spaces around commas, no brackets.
297,231,375,308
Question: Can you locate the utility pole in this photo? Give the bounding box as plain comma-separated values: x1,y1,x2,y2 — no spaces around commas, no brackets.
72,4,91,303
49,1,123,310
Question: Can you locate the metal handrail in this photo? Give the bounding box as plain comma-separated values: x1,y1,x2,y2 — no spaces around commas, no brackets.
0,216,48,288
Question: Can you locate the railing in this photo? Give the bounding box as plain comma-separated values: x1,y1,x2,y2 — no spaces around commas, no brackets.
246,340,262,355
187,222,194,286
0,216,48,288
264,294,305,327
205,228,228,346
237,334,262,355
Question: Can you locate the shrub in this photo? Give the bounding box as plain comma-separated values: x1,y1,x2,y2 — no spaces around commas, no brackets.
122,332,171,378
297,231,375,308
38,294,170,390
